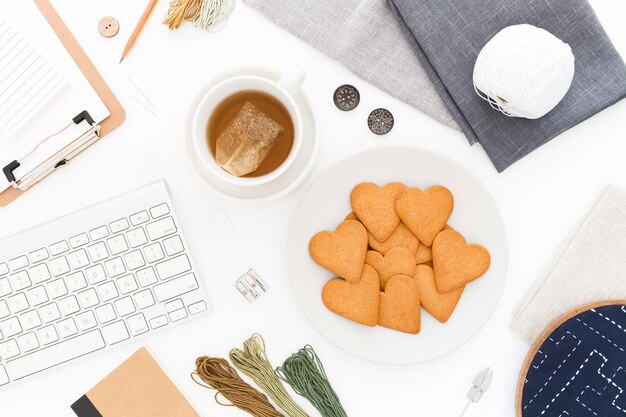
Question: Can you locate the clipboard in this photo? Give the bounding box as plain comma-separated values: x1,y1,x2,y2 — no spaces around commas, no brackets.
0,0,125,207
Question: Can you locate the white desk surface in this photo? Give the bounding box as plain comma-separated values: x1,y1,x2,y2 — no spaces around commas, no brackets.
1,1,625,415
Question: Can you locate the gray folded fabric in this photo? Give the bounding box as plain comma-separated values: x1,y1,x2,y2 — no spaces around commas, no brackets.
243,0,459,130
511,186,626,344
389,0,626,172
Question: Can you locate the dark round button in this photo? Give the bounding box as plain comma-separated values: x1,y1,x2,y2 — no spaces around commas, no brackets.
333,84,360,111
368,108,394,135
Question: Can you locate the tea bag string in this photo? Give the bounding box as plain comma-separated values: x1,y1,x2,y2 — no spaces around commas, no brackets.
230,334,310,417
192,356,284,417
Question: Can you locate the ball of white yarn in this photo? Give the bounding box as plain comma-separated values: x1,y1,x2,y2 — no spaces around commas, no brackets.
473,24,575,120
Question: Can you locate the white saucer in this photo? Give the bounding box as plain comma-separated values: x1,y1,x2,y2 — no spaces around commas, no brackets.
185,67,318,203
287,147,508,365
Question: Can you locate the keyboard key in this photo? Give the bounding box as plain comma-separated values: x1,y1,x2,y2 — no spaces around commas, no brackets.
46,279,68,299
136,267,158,287
68,249,90,270
156,255,191,281
77,288,99,309
0,339,20,359
97,281,119,302
168,308,188,322
17,332,39,353
165,299,184,313
102,321,129,345
7,293,29,314
9,271,31,291
56,318,78,338
85,264,107,285
87,242,109,263
39,303,60,323
25,286,48,307
114,297,136,317
65,271,87,292
0,278,11,297
104,257,126,278
0,300,9,319
146,217,176,241
49,241,69,256
126,228,148,248
153,273,198,302
28,248,49,264
149,315,168,329
29,264,51,284
95,304,117,324
0,263,7,276
124,250,145,271
6,330,105,380
134,289,155,309
58,296,80,316
130,211,150,226
150,203,170,219
37,325,58,345
189,301,208,315
8,256,29,271
89,226,110,241
69,233,89,248
0,365,8,386
0,317,22,338
127,313,148,336
144,243,165,263
110,218,130,233
116,275,138,295
163,236,184,256
48,257,70,277
19,310,41,330
107,235,129,256
75,311,97,331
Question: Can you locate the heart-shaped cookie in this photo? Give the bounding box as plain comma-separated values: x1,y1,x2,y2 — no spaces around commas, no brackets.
396,186,454,246
413,264,464,323
415,245,432,264
368,222,420,256
351,182,407,242
309,219,368,283
378,275,421,334
322,265,380,326
432,230,490,293
366,248,416,290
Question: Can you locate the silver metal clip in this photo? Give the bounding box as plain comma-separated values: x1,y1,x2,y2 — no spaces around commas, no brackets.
235,269,268,303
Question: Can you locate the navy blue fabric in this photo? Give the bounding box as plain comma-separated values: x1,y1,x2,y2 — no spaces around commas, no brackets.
522,304,626,417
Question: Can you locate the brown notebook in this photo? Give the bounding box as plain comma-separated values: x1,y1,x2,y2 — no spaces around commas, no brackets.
71,348,200,417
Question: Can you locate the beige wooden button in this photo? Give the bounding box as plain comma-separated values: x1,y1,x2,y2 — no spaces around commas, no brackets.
98,16,119,38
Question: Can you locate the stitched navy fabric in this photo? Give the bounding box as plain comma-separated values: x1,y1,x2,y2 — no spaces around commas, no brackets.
522,304,626,417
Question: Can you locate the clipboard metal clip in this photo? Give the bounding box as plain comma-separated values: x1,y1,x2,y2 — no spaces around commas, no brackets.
3,110,100,192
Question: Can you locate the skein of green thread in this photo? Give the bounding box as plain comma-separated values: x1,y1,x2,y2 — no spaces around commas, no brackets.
230,334,309,417
276,345,347,417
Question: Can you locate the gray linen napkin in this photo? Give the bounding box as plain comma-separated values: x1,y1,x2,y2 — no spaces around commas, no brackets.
511,186,626,344
243,0,459,130
389,0,626,171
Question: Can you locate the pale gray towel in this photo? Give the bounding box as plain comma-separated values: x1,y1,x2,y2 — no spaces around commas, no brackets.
511,186,626,344
243,0,459,130
389,0,626,171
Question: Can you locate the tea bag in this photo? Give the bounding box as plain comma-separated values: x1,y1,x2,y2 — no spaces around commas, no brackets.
216,101,284,177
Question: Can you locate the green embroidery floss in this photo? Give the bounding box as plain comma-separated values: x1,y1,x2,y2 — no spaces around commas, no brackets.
230,334,309,417
276,346,348,417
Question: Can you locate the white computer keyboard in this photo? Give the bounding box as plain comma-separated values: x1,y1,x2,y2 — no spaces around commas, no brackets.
0,180,210,388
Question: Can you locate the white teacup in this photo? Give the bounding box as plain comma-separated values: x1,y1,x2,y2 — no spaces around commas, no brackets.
192,67,306,187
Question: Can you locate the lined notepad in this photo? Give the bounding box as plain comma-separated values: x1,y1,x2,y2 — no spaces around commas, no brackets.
0,12,67,137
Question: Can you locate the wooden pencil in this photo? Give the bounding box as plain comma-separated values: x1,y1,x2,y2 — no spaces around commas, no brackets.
119,0,159,63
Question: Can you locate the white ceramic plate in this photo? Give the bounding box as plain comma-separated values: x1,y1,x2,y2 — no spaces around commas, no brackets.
185,67,318,203
287,147,508,365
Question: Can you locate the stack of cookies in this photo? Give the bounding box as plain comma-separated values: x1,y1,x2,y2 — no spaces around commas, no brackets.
309,182,491,334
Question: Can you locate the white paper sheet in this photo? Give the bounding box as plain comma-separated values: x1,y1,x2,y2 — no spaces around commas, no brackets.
0,2,110,191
